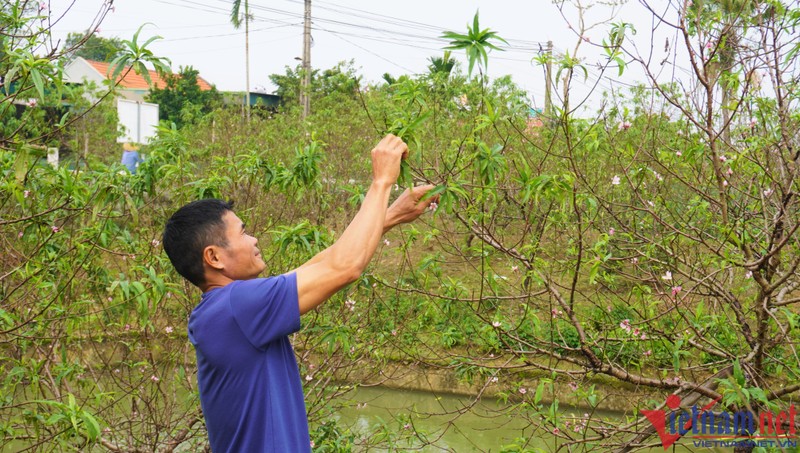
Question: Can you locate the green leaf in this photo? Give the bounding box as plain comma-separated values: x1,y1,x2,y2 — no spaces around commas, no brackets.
422,184,447,201
30,69,45,100
108,54,130,83
672,339,683,372
534,380,545,404
749,387,769,405
733,359,745,386
614,57,626,76
57,111,71,127
46,413,65,425
4,67,19,96
80,412,101,440
399,159,414,188
14,147,30,183
141,34,163,50
230,0,244,28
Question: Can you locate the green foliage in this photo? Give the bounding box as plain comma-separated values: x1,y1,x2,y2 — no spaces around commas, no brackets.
269,61,361,106
442,11,508,77
717,360,778,411
475,142,507,185
310,419,355,452
603,22,635,76
0,6,66,149
64,32,125,62
427,50,456,76
147,66,222,128
229,0,247,28
108,24,171,87
4,2,800,451
63,81,122,163
272,221,332,256
32,394,102,443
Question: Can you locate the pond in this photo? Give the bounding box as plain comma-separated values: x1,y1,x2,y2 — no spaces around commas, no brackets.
334,385,535,451
333,386,731,452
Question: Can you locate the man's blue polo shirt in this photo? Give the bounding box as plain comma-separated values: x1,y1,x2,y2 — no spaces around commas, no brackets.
188,273,311,452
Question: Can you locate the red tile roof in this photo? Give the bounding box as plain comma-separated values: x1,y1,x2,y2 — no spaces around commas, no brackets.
85,59,213,91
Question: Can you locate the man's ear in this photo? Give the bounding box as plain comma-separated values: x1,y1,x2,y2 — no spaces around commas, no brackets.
203,245,225,270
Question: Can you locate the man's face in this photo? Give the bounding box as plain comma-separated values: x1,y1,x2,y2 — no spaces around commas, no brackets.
216,211,266,280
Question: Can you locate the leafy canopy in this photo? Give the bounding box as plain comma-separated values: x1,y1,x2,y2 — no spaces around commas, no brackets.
64,32,125,62
147,66,221,128
441,11,507,77
107,24,171,87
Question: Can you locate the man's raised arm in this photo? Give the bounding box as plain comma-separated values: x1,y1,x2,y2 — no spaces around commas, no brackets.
293,135,407,315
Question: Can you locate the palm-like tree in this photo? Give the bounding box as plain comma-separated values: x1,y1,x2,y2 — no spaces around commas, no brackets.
427,51,456,77
441,11,507,78
230,0,251,121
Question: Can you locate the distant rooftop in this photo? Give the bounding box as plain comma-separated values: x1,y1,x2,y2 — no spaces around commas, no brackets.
83,59,213,91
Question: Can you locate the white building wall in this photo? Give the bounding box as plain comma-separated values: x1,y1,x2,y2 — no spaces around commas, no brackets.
63,57,105,86
117,99,159,144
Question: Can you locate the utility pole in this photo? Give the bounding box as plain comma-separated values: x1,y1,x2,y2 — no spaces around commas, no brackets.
300,0,311,119
245,0,251,122
544,40,553,119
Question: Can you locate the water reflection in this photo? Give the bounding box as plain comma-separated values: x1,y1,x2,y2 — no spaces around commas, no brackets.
332,386,728,452
335,386,578,452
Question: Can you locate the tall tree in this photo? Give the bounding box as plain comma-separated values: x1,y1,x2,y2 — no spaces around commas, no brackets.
427,51,456,77
269,61,359,106
230,0,251,121
689,0,757,144
147,66,221,128
64,32,125,62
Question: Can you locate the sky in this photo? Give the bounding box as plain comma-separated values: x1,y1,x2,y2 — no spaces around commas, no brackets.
47,0,672,112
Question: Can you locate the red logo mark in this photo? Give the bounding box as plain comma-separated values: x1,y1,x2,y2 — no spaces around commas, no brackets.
641,394,720,449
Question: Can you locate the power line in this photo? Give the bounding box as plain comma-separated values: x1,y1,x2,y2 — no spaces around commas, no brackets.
305,0,551,47
135,0,568,96
99,22,232,33
154,0,552,53
167,33,301,55
152,0,232,17
162,23,298,42
317,26,416,73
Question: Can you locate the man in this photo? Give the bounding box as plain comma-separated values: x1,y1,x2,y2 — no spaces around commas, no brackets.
162,134,436,452
121,142,143,173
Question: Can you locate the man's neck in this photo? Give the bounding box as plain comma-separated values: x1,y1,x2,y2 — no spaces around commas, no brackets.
200,276,234,293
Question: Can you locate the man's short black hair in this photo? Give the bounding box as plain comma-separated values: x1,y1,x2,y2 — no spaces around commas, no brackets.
163,199,234,287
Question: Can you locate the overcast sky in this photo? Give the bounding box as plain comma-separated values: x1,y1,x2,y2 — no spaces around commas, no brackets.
47,0,670,111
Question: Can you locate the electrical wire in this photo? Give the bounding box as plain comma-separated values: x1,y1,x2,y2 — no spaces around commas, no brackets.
151,0,553,53
111,0,589,99
163,23,299,42
317,26,416,73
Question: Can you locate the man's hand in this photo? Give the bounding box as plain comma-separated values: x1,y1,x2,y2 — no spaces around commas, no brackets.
384,184,438,233
371,134,408,186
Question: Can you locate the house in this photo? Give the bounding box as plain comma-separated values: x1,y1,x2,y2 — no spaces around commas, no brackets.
64,56,213,103
526,107,544,134
64,57,214,144
222,91,281,110
64,57,281,144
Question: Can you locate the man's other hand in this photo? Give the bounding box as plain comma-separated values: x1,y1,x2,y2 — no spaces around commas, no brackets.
385,184,438,232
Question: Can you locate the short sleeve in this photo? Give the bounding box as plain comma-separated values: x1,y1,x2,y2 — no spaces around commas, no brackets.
229,273,301,350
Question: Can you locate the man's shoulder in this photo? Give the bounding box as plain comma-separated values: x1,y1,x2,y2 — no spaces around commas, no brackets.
192,274,297,315
199,275,286,296
232,273,297,292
